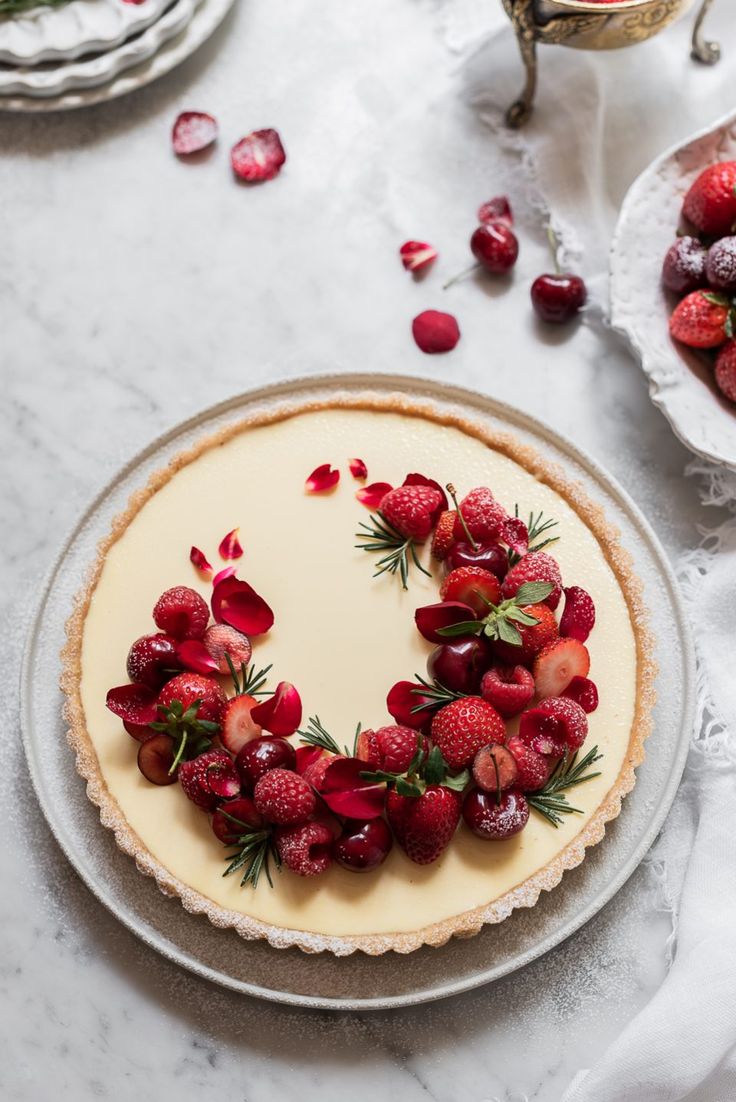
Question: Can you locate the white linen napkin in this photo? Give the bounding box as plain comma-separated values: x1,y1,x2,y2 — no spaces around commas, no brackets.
441,4,736,1098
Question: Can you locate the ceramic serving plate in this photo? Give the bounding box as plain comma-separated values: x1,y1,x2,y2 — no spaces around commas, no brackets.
0,0,170,64
21,373,694,1010
610,109,736,472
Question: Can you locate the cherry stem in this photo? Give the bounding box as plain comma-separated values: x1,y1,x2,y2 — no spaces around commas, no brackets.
169,730,188,775
443,262,481,291
446,483,477,550
547,225,561,276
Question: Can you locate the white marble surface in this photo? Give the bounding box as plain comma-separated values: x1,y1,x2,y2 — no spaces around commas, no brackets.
0,1,732,1099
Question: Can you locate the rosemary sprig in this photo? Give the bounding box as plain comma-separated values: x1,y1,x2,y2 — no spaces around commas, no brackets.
356,512,431,590
528,745,603,827
298,715,357,757
410,674,467,714
361,739,470,796
223,821,280,889
509,505,560,566
226,654,272,697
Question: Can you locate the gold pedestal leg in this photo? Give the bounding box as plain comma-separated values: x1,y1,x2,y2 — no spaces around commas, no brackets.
506,33,538,128
691,0,720,65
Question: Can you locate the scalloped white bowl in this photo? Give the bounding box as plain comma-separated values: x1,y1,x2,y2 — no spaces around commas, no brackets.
0,0,171,64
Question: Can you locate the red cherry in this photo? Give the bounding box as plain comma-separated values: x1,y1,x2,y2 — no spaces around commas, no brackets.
415,601,477,643
126,633,181,689
137,734,177,785
123,720,154,742
334,819,393,872
446,542,508,580
706,236,736,293
472,745,518,793
530,273,587,324
470,221,519,274
211,797,264,844
662,236,708,295
235,737,296,791
427,638,492,694
462,788,529,840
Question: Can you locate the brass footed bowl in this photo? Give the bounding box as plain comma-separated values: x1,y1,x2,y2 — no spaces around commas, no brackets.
502,0,719,126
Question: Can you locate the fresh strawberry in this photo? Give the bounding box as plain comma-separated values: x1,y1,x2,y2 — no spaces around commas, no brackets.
519,696,588,755
480,665,535,717
452,487,507,544
274,821,333,876
179,749,240,811
126,633,181,689
431,696,506,770
156,672,227,725
202,623,252,674
669,290,733,349
153,586,210,640
386,785,462,865
533,638,590,698
715,340,736,402
379,484,443,541
472,744,518,791
506,735,551,792
562,676,599,714
362,726,423,773
253,768,316,825
440,565,501,616
219,694,262,755
682,161,736,236
492,602,558,665
502,551,563,610
211,797,263,844
431,509,458,560
559,586,596,642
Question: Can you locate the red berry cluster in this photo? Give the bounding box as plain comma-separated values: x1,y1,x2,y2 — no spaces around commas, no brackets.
665,161,736,403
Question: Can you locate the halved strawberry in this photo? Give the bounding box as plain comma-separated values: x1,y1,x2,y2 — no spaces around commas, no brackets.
440,566,501,617
533,638,590,698
219,694,263,755
472,744,518,792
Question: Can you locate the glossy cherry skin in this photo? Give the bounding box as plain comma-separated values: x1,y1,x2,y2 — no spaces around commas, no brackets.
470,221,519,274
462,788,529,840
333,818,393,872
447,541,508,580
530,273,587,324
427,638,493,694
235,737,296,792
126,632,181,689
211,797,264,844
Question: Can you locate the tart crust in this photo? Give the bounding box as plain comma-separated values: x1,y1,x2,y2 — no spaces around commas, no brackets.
61,391,655,956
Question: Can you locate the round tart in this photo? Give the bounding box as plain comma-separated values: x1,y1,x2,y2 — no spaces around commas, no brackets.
62,395,654,955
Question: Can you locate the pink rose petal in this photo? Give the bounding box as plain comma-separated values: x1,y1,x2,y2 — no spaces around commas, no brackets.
172,112,218,156
213,565,237,586
502,517,529,558
399,241,438,274
412,310,460,354
295,745,324,776
386,680,436,730
250,681,302,737
231,129,286,183
176,639,221,676
106,683,159,726
305,463,340,493
218,527,243,560
356,481,393,509
319,757,386,819
348,457,368,480
212,576,274,636
190,546,213,574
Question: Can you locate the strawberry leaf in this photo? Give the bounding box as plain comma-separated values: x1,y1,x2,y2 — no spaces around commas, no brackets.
514,581,553,605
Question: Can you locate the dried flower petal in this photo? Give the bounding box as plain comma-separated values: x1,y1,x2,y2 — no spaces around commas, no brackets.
212,576,274,636
218,527,243,560
172,112,218,156
478,196,513,226
402,473,448,511
213,565,237,586
503,517,529,558
106,683,159,725
412,310,460,354
231,129,286,183
319,757,386,819
305,463,340,493
348,458,368,480
250,682,302,736
356,481,393,509
190,546,213,574
399,241,438,274
295,745,324,776
176,639,221,676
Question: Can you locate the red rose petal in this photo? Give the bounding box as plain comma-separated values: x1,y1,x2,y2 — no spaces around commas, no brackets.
213,565,237,586
176,639,221,676
402,473,448,512
386,680,435,730
172,112,218,156
212,576,274,636
502,517,529,558
218,527,243,560
348,457,368,480
305,463,340,493
320,757,386,819
231,129,286,183
399,241,438,274
106,683,159,725
412,310,460,354
356,481,393,509
250,681,302,737
190,546,213,574
295,745,324,776
478,196,513,226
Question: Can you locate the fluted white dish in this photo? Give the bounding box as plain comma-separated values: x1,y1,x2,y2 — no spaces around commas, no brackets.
0,0,170,64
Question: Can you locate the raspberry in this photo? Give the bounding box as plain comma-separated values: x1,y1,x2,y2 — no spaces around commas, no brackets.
502,551,563,610
253,768,316,825
519,696,588,755
480,665,535,718
275,822,333,876
559,586,596,643
153,586,210,640
179,750,240,811
452,487,507,544
507,736,550,792
379,484,443,541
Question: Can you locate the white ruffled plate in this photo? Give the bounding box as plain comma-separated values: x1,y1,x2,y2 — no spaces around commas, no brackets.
0,0,196,95
0,0,171,64
610,110,736,472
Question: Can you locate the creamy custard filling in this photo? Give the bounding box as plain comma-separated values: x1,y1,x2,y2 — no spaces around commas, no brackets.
78,408,637,938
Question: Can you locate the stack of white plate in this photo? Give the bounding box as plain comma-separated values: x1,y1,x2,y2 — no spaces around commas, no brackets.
0,0,233,110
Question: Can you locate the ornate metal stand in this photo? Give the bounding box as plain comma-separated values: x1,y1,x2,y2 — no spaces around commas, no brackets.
691,0,720,64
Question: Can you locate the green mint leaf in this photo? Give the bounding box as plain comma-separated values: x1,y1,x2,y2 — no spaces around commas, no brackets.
443,769,470,793
395,777,424,798
514,581,553,606
505,606,540,626
436,620,482,638
497,618,522,646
